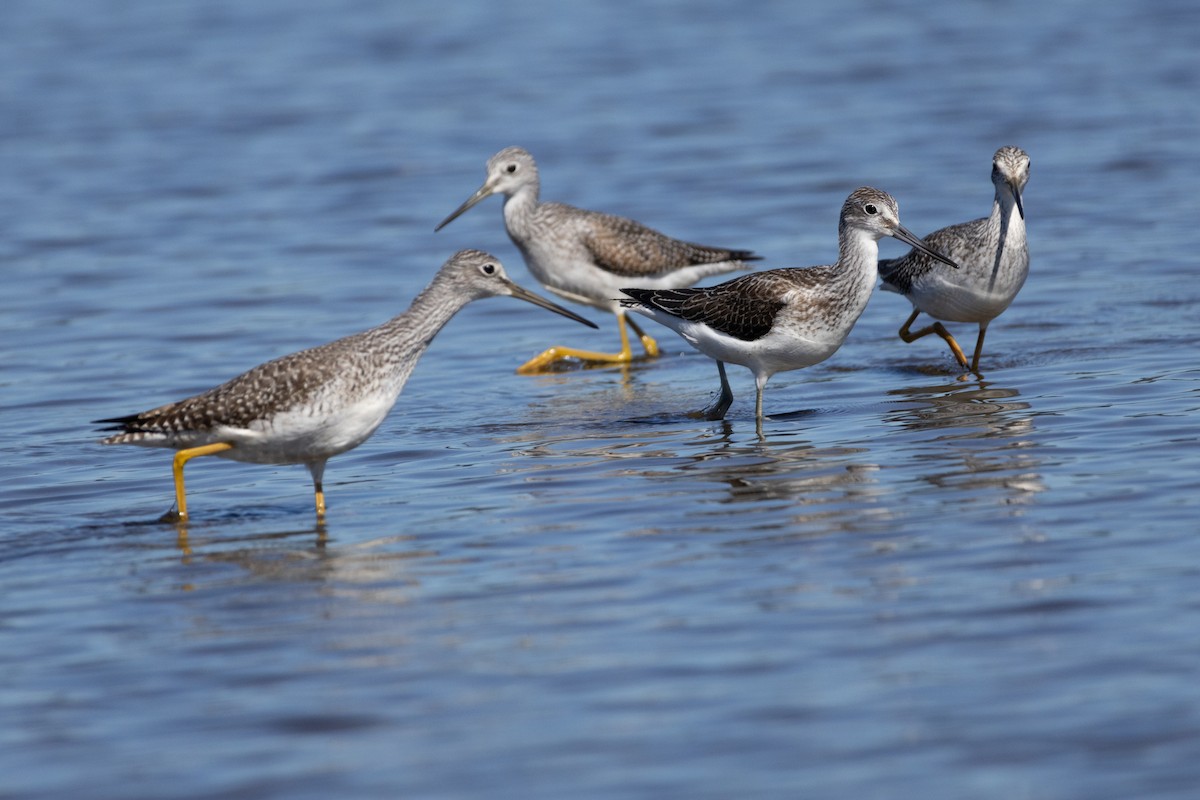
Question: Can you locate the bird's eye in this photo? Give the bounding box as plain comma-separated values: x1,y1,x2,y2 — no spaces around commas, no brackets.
864,203,878,215
505,163,517,174
481,263,497,275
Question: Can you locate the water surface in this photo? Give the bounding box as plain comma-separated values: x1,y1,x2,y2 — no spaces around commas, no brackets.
2,1,1199,798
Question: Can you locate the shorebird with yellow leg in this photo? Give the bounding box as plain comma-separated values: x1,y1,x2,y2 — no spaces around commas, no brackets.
622,188,959,435
878,146,1030,375
96,250,596,522
435,146,759,373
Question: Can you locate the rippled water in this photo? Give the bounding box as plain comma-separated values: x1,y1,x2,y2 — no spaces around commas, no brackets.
3,0,1199,797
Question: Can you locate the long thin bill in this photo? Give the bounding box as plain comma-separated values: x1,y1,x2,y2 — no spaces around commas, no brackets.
507,282,599,329
1012,183,1025,220
435,184,492,232
892,224,960,269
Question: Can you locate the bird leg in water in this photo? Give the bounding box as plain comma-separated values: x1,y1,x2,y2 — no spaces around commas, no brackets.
624,315,660,358
689,360,733,421
969,320,991,374
170,442,234,521
516,311,657,374
898,309,970,369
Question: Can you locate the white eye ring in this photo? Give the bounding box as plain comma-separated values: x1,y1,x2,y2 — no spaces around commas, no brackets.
864,203,878,215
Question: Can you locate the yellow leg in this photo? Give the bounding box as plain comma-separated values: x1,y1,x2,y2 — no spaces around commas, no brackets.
517,311,656,374
308,461,328,519
969,321,990,374
171,442,233,521
625,316,660,358
898,310,970,369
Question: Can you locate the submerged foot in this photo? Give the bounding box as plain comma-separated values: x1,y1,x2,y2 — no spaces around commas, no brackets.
517,346,640,375
688,396,732,421
158,506,184,524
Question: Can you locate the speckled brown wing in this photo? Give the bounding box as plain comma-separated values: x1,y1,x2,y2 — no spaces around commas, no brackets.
624,270,823,342
95,341,349,437
582,210,758,278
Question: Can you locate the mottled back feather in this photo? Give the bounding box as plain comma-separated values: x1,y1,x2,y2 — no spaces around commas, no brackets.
623,269,830,342
95,337,362,437
578,208,759,278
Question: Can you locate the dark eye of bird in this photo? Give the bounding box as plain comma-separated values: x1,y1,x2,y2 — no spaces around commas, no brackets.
506,164,517,173
482,263,496,275
864,204,877,215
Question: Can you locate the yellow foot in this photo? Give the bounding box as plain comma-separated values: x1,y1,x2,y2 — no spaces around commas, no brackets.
516,345,639,375
942,334,970,370
623,316,659,358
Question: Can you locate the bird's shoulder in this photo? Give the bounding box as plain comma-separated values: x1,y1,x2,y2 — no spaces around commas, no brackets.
626,269,805,341
879,216,986,290
132,342,350,433
562,207,753,277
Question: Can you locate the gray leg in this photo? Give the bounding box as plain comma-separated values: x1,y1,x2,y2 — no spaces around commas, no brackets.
700,361,734,420
753,375,771,437
754,373,771,421
754,382,765,439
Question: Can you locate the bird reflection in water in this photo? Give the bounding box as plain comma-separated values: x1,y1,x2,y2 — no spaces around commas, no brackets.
645,430,890,539
883,378,1045,505
165,516,329,558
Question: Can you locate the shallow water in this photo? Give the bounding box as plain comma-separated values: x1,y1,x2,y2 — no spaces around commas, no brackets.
3,0,1200,798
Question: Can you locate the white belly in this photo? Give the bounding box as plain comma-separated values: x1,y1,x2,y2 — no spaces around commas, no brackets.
908,270,1024,323
661,317,840,381
522,244,741,314
180,388,398,466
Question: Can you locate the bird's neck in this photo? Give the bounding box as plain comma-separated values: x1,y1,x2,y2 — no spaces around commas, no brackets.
502,182,539,238
830,227,881,318
837,226,882,281
369,275,475,367
989,190,1027,261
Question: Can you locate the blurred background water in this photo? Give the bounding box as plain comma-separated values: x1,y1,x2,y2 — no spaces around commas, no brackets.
2,0,1199,798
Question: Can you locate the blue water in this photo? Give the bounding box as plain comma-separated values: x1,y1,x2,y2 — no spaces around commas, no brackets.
3,1,1200,798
